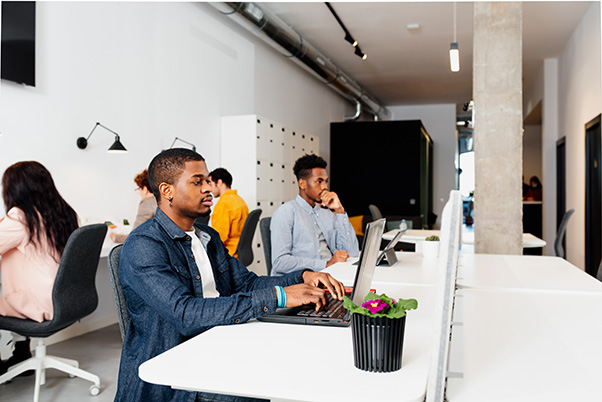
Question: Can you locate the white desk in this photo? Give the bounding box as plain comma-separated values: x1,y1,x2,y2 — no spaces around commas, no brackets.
139,253,602,401
383,229,547,249
446,289,602,402
100,236,119,258
457,254,602,294
139,284,436,402
325,252,440,288
325,252,602,295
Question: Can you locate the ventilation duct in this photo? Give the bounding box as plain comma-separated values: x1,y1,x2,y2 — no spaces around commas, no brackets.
209,2,391,121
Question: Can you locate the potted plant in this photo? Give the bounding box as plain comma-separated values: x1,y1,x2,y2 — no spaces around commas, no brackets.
343,292,418,373
422,235,440,258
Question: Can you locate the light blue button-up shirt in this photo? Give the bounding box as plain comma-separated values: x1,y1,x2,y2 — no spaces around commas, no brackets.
270,195,360,276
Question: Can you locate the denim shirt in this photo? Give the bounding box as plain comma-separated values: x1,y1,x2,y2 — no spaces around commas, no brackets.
114,208,305,402
270,195,359,276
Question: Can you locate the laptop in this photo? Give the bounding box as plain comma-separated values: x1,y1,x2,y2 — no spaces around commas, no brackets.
353,226,406,267
258,218,386,327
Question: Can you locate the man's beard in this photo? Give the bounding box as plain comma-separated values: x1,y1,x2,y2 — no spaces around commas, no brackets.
198,208,211,217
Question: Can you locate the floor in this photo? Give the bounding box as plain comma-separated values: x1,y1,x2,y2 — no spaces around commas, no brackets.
1,324,122,402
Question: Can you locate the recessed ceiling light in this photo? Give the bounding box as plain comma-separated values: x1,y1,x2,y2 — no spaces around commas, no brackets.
406,23,421,31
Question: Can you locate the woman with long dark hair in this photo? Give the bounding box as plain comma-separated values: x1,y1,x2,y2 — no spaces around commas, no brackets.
0,161,78,373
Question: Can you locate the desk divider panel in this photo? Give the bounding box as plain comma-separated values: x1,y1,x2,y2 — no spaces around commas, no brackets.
426,190,462,402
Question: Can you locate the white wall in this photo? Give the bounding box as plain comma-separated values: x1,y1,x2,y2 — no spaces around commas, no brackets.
557,2,601,269
387,104,457,227
0,2,347,341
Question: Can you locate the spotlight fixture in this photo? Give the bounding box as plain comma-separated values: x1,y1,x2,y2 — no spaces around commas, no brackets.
169,137,196,152
325,2,367,61
77,122,127,153
449,2,460,72
344,33,357,47
354,46,367,60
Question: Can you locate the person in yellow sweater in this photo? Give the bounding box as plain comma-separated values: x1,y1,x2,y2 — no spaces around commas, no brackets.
208,168,249,259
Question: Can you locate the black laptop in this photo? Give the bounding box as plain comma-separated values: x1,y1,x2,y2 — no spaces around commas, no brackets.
258,218,386,327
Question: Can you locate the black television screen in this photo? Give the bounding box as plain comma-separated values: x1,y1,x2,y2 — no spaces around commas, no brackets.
1,1,36,86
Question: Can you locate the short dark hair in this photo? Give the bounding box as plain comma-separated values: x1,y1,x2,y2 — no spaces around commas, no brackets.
148,148,205,203
209,167,233,188
293,154,327,180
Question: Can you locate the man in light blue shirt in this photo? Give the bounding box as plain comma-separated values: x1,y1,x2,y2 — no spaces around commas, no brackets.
270,154,359,276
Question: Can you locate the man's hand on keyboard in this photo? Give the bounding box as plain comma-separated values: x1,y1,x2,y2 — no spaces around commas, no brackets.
284,284,327,311
301,271,345,301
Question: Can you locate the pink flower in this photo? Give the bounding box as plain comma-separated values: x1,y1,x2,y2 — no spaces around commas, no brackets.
361,299,390,314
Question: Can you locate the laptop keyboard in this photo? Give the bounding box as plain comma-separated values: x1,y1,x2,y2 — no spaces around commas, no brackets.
296,293,349,319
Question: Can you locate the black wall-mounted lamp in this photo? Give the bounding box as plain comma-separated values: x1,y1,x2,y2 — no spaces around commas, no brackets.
169,137,196,152
77,122,127,153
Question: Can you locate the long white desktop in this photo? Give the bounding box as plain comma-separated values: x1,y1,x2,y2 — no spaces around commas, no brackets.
138,251,602,401
139,283,436,402
383,229,547,249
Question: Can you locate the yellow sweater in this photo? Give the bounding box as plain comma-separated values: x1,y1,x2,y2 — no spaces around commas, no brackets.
211,189,249,258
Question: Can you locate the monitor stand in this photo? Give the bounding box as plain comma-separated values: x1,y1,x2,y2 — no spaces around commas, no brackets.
378,248,398,266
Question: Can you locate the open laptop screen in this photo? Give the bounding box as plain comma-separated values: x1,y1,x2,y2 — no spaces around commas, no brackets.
351,218,386,305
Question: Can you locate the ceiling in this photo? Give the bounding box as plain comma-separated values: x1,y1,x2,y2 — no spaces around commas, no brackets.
262,2,594,113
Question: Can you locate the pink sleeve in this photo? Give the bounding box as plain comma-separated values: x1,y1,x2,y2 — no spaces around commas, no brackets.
0,208,29,254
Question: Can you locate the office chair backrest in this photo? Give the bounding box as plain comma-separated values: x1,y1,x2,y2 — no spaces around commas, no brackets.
195,214,210,226
0,224,109,339
50,224,107,330
108,244,129,341
236,208,262,267
259,217,272,276
554,208,575,258
368,204,383,221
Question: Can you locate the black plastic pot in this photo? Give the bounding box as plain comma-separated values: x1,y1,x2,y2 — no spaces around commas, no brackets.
350,314,406,373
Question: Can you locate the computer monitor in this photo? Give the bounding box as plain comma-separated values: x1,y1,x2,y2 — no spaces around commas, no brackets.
375,228,406,266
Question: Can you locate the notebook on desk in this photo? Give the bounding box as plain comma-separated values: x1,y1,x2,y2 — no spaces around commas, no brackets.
258,218,386,327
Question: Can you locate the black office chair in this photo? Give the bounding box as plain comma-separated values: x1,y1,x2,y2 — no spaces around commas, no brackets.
554,208,575,258
0,223,107,401
108,244,129,342
368,204,383,222
259,217,272,276
235,209,262,267
195,214,210,226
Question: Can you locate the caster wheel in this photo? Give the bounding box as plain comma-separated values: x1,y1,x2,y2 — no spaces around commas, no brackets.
89,385,100,396
69,374,75,378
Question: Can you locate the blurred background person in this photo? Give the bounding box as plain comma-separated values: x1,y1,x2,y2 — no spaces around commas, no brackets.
110,169,157,243
0,161,79,374
208,168,249,259
524,175,543,201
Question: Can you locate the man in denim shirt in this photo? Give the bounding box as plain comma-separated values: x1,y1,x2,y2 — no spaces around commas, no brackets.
270,154,359,276
114,149,344,402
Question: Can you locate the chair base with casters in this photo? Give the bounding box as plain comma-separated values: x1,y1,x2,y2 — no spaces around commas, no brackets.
0,337,100,401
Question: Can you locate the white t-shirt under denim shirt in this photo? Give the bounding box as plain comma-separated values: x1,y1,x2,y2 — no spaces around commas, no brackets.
185,230,219,298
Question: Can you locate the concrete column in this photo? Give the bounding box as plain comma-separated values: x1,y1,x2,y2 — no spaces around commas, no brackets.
473,2,523,254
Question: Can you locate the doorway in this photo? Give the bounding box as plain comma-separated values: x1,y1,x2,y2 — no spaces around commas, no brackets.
585,114,601,276
556,137,566,252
